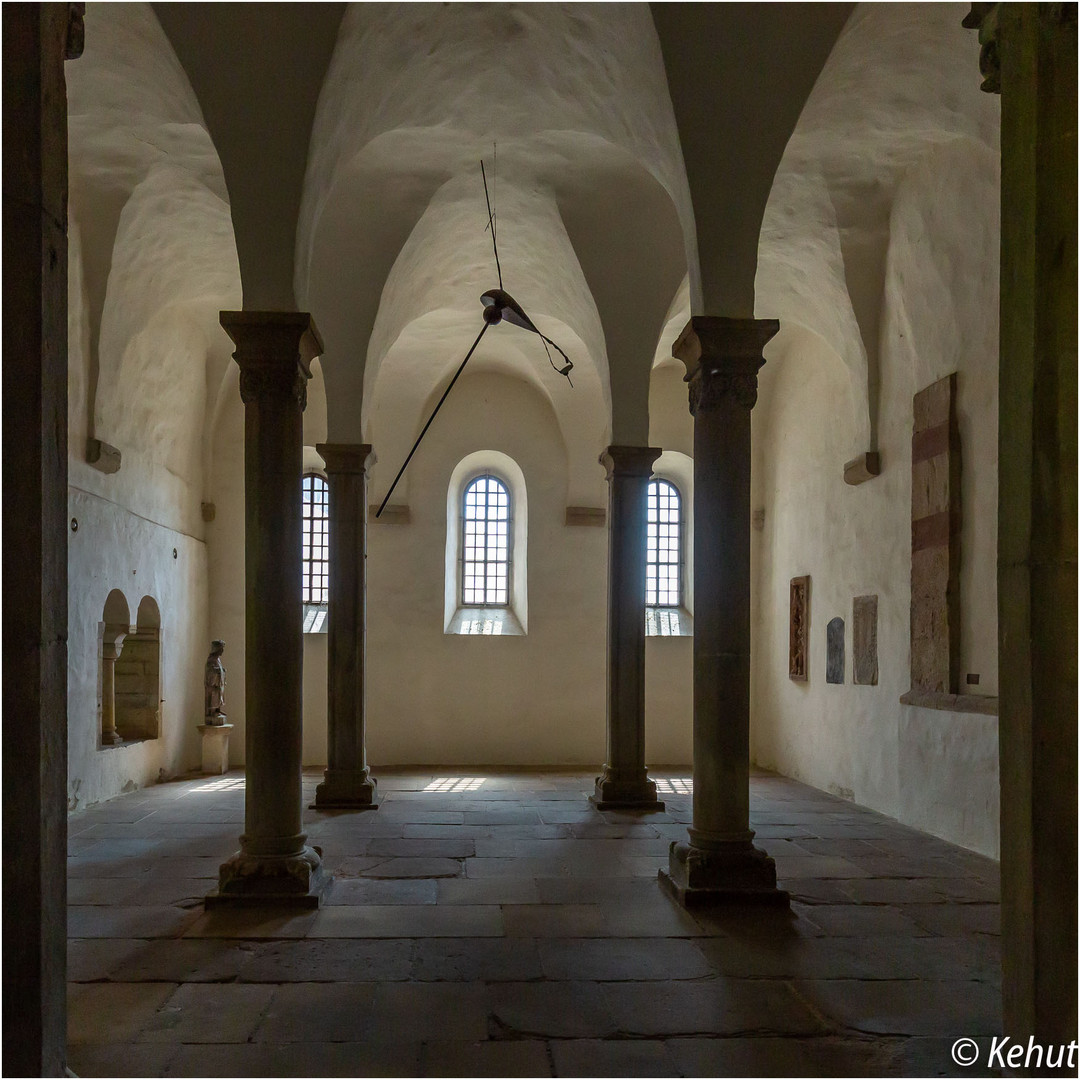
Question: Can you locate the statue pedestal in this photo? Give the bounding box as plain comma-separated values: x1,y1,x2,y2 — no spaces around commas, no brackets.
197,723,233,775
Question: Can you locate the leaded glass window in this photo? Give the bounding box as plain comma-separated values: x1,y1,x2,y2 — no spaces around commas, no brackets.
462,475,510,606
302,474,329,604
646,479,681,607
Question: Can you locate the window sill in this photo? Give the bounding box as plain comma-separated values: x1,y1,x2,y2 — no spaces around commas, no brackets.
646,607,693,637
446,607,525,636
98,735,157,750
303,604,328,634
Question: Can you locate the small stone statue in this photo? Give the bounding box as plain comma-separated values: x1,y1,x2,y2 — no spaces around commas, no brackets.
204,640,227,725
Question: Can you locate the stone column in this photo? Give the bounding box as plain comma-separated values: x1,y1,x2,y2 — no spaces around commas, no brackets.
3,8,82,1070
591,445,664,810
659,317,787,906
965,3,1078,1044
209,311,326,908
313,443,378,810
100,627,127,746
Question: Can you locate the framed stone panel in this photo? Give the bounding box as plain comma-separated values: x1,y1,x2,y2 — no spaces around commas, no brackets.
789,576,809,681
853,595,879,686
826,617,845,684
909,373,961,693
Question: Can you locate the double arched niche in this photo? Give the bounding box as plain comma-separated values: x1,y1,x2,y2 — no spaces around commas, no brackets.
98,590,162,748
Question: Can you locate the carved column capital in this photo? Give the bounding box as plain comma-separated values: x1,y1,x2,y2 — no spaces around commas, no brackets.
962,3,1001,94
599,445,662,481
673,316,778,415
66,3,85,59
316,443,376,477
220,311,322,409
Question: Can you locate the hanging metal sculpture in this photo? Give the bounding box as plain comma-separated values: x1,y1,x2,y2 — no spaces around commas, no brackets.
375,151,574,518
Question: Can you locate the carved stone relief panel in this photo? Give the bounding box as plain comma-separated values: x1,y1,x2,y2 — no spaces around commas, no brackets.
826,617,845,684
909,373,961,693
853,595,879,686
789,576,809,681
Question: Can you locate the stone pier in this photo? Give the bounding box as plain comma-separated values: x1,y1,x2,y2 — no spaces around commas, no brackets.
313,442,378,810
660,317,788,906
208,311,327,908
591,445,664,811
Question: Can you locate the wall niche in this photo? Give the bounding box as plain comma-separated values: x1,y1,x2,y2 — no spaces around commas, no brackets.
110,595,162,743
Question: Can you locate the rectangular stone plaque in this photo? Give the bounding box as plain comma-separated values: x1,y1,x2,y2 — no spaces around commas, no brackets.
909,373,960,692
826,617,845,684
853,594,879,686
789,576,809,681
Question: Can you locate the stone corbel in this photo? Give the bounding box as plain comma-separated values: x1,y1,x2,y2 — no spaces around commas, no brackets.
843,451,881,486
87,437,121,474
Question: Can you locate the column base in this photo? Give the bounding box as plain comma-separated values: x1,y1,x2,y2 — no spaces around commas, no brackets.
589,772,665,812
659,839,789,907
205,844,328,909
100,730,123,746
311,769,378,810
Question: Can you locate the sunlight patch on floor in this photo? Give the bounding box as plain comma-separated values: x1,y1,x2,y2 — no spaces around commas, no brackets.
423,777,486,793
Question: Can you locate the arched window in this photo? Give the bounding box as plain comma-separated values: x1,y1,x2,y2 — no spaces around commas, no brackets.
302,473,329,606
646,479,682,608
461,474,511,607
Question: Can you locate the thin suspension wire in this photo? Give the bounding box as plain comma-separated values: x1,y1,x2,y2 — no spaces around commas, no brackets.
481,159,502,290
375,320,492,518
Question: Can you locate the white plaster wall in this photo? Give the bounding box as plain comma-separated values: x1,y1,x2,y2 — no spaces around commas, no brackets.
210,362,693,769
748,3,1000,858
750,152,1001,857
205,390,247,764
363,371,608,764
67,489,207,811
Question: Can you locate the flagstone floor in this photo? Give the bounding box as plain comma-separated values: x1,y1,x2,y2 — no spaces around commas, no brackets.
67,768,1001,1077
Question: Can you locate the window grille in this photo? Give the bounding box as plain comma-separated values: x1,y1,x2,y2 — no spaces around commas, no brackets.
461,474,511,606
646,479,681,607
302,473,329,604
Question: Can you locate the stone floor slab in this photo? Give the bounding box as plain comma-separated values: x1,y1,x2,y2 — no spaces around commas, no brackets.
325,877,437,905
420,1039,552,1077
486,981,616,1038
108,937,253,982
64,766,1004,1077
238,937,414,982
168,1040,422,1078
412,936,543,981
601,977,825,1036
794,979,1002,1036
68,983,177,1044
436,876,541,905
550,1038,680,1077
361,857,464,878
138,983,275,1044
68,905,200,939
538,937,712,980
310,903,504,938
367,983,489,1042
253,982,376,1042
502,903,607,937
666,1035,892,1078
66,1042,179,1077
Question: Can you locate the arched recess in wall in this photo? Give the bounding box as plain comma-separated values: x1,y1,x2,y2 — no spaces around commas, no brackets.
99,589,130,747
755,3,1000,460
444,451,528,637
113,596,163,742
66,3,241,516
